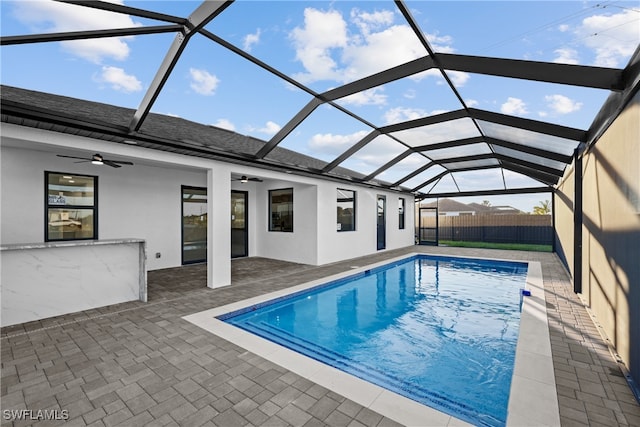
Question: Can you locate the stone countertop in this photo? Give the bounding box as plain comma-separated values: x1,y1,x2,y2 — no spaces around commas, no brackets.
0,238,145,251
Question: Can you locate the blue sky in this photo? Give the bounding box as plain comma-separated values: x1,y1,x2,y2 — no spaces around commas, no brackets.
2,1,639,212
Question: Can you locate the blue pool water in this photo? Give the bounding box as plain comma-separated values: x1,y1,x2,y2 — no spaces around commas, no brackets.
221,255,528,426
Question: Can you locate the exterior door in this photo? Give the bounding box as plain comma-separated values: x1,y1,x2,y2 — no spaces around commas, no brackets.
182,186,207,264
377,195,386,250
231,191,248,258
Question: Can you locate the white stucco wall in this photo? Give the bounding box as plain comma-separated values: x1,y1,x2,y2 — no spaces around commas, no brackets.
2,123,415,273
254,180,319,265
0,144,208,270
316,181,415,265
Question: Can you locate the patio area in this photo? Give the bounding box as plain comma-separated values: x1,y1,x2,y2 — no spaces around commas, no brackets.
2,246,639,426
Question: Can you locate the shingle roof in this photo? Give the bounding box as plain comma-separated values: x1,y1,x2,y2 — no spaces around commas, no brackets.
0,84,375,184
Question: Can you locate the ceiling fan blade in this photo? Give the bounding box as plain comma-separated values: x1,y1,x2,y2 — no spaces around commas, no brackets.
57,154,90,161
110,160,134,165
73,160,91,164
249,178,263,182
102,160,122,168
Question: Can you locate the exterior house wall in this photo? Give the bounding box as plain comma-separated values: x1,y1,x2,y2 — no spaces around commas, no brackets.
554,89,640,386
1,123,415,275
387,194,414,251
0,143,207,271
254,180,319,265
316,184,415,265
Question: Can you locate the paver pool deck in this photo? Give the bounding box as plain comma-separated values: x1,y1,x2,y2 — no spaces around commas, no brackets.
2,246,639,426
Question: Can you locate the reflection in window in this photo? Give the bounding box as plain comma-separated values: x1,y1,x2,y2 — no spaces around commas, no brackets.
399,198,405,229
269,188,293,232
46,172,97,241
337,189,356,232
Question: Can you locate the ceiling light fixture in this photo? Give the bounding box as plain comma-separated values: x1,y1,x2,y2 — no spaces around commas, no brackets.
240,176,248,183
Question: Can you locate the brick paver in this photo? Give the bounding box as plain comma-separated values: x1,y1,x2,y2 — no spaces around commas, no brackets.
2,247,639,426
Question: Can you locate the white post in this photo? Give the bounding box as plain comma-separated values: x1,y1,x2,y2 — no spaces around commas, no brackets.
207,166,231,288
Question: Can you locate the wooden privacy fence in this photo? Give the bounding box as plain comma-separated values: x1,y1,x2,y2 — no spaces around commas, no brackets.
433,214,552,245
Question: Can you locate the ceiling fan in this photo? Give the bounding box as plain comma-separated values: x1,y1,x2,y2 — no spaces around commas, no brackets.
57,153,134,168
232,175,263,183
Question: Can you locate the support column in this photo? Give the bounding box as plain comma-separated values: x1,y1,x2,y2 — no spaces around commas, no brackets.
573,150,583,294
207,166,231,289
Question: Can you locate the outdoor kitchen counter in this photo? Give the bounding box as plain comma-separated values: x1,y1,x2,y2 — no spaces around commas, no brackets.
0,239,147,327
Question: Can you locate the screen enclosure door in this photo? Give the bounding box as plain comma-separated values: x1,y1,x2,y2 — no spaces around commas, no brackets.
418,207,438,245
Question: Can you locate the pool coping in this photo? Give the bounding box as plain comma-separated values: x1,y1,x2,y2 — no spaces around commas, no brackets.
183,253,559,427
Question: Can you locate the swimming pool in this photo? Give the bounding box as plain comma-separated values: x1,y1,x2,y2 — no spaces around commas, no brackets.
219,255,526,426
184,252,559,426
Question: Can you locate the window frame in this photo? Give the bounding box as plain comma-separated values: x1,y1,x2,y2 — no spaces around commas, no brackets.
398,197,406,229
268,187,294,232
45,171,98,242
336,188,356,232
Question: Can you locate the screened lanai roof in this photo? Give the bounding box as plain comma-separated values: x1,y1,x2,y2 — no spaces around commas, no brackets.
1,0,639,198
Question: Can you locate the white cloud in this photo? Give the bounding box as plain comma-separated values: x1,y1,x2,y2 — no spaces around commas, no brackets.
243,29,261,52
257,121,281,136
213,119,235,131
384,107,429,124
12,0,139,64
94,66,142,93
465,99,479,108
189,68,220,95
308,130,369,156
290,8,348,82
350,8,395,35
290,7,455,90
553,48,579,65
404,89,416,99
340,24,426,82
341,135,408,173
544,94,583,114
501,97,528,115
575,9,640,67
384,107,451,125
340,88,387,106
558,24,570,32
447,70,470,87
363,135,405,156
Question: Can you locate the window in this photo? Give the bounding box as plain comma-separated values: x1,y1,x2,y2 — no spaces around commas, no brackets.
46,172,97,241
398,198,405,229
182,186,207,264
269,188,293,232
337,188,356,232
